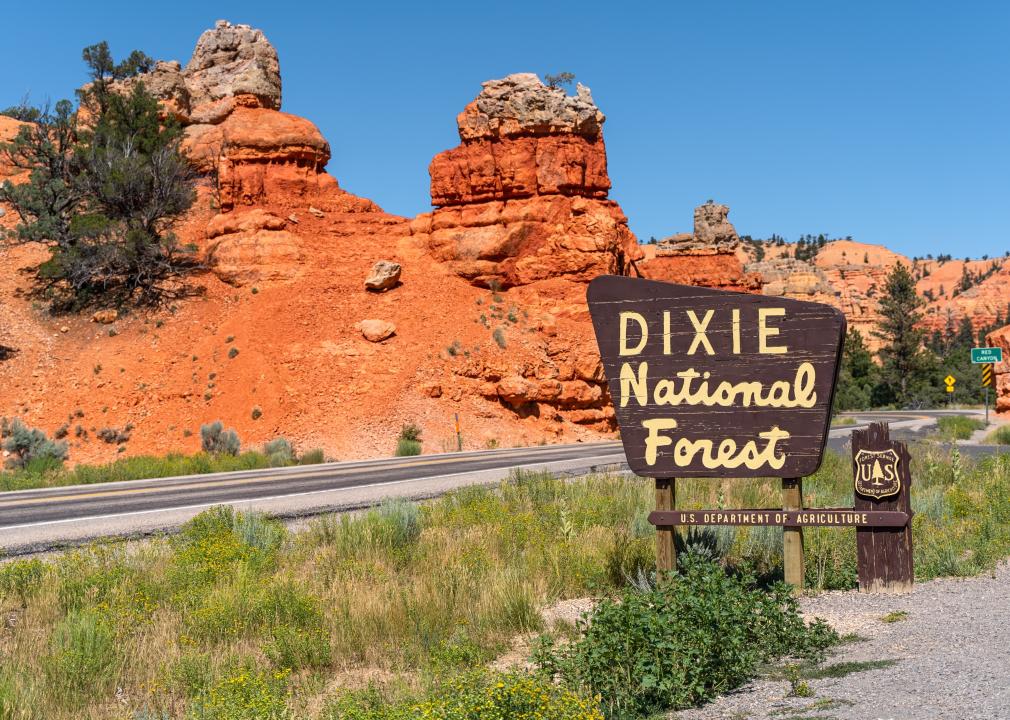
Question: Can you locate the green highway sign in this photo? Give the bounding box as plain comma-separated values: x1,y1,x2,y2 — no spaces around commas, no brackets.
971,347,1003,364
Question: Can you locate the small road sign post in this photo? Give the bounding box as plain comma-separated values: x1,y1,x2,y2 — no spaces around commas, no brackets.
944,374,956,406
973,349,1000,426
588,276,846,592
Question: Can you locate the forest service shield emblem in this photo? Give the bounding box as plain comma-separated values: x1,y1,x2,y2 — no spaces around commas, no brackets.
854,448,901,499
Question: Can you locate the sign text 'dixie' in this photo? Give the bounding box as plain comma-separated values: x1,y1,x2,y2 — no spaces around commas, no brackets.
588,277,846,478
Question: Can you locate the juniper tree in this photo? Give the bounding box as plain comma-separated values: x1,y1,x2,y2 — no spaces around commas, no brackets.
0,42,196,309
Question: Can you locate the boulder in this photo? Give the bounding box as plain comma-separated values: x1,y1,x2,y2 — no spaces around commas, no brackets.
92,310,119,324
185,20,282,112
457,73,605,141
357,319,396,343
364,261,402,292
183,108,331,207
746,257,836,297
206,229,303,286
206,208,286,238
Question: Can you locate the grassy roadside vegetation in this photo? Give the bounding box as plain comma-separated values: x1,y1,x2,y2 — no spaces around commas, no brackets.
934,415,986,441
0,420,326,492
0,449,1008,718
988,425,1010,445
0,451,323,492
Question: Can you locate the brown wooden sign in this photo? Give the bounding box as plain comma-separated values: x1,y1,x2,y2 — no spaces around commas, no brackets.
853,423,914,592
649,508,910,527
587,276,846,478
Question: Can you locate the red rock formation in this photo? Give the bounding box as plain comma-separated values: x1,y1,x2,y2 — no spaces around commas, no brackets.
985,325,1010,414
415,73,641,290
406,73,646,429
639,201,761,292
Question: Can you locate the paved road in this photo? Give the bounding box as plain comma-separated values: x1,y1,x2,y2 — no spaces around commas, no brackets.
0,442,627,553
1,409,1004,554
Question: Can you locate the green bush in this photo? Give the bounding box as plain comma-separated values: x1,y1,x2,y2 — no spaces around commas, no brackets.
394,423,422,456
45,610,117,700
534,558,837,718
201,421,241,456
1,419,68,469
190,664,290,720
323,670,603,720
375,498,422,550
0,558,46,607
988,425,1010,445
263,622,332,671
936,415,986,441
0,45,197,310
170,507,285,591
298,448,325,465
395,438,421,456
398,423,422,442
263,438,294,466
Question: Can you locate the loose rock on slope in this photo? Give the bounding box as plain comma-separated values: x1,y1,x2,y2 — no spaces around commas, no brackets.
364,261,402,292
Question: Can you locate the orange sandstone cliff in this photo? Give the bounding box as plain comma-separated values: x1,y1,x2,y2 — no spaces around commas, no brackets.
0,27,660,463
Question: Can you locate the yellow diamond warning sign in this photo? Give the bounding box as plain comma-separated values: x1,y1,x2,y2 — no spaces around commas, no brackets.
944,375,956,393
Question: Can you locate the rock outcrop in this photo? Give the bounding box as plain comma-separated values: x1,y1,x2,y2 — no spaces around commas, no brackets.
415,73,641,289
110,20,330,213
405,73,646,430
111,20,404,288
640,201,761,292
185,21,281,112
747,257,837,298
985,324,1010,414
205,209,302,286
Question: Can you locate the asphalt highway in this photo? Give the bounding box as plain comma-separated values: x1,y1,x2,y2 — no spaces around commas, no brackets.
0,409,1005,553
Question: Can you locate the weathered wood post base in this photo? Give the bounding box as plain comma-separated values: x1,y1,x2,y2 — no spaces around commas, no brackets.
782,477,804,593
852,423,914,593
655,477,676,574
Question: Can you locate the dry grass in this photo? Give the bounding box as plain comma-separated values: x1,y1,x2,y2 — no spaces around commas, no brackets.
2,447,1009,717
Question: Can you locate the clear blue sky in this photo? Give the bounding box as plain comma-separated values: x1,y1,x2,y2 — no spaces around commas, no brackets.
4,1,1007,258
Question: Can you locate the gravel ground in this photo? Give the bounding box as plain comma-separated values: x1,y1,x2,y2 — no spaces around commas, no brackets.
673,563,1010,720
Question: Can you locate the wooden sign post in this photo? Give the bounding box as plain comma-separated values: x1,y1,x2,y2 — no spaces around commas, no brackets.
588,277,847,588
852,422,914,592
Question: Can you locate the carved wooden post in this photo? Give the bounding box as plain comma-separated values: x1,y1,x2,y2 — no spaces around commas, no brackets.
655,478,676,573
782,477,804,592
852,422,914,592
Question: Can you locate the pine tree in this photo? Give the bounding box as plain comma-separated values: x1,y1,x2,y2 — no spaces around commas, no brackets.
833,328,876,411
873,263,934,407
